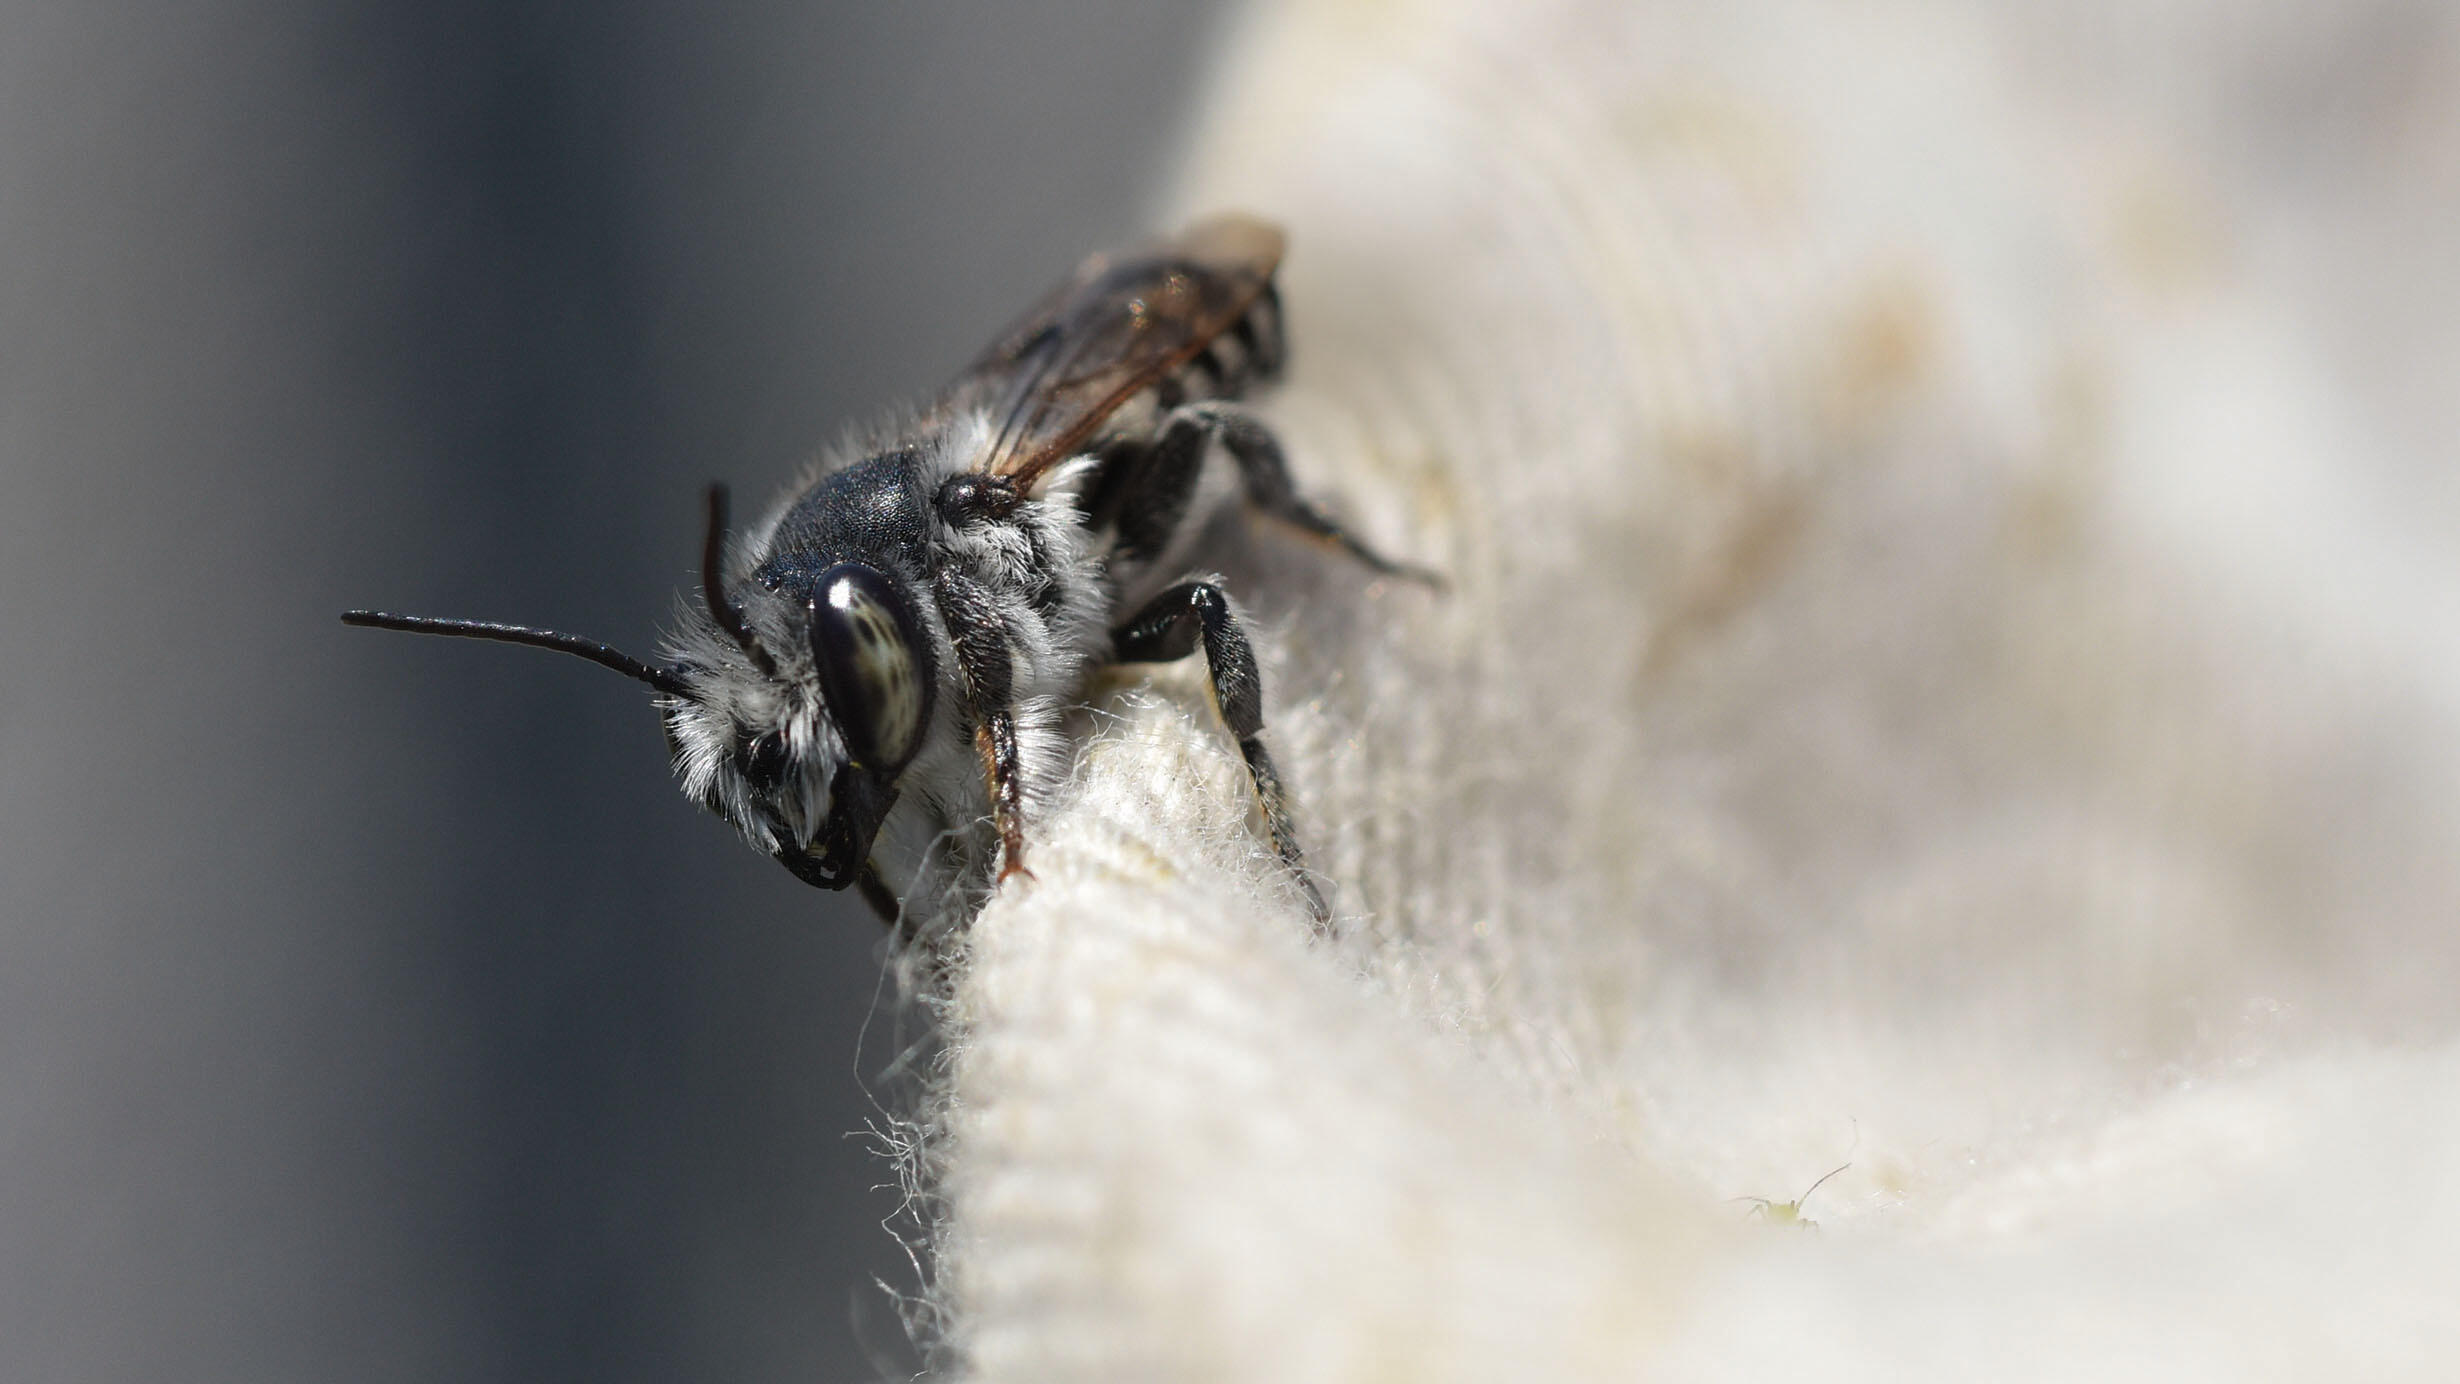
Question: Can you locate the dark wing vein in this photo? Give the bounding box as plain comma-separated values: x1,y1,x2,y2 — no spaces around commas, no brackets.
941,215,1284,493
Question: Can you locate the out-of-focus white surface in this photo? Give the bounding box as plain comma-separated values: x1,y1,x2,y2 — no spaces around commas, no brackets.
924,1,2460,1377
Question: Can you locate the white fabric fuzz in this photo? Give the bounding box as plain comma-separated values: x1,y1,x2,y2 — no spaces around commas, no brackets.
912,1,2460,1378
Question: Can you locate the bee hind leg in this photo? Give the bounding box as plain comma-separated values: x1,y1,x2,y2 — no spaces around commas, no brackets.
1149,402,1441,585
1111,580,1331,929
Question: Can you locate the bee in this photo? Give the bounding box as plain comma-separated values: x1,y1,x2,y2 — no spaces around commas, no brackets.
345,215,1420,928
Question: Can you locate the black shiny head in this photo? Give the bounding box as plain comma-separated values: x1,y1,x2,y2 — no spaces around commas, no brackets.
806,562,935,775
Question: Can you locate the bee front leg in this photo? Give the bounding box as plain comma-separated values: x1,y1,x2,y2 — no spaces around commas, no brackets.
932,568,1030,883
1112,580,1330,928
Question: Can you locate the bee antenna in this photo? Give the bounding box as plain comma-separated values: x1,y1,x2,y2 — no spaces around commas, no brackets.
340,610,691,698
702,483,778,676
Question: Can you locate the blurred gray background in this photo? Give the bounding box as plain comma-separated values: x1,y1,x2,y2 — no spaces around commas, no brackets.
0,2,1220,1378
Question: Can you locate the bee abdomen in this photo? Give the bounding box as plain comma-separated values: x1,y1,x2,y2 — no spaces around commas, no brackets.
1234,282,1285,378
1151,285,1285,417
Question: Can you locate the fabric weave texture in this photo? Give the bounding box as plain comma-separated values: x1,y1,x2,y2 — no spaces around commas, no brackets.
914,2,2460,1377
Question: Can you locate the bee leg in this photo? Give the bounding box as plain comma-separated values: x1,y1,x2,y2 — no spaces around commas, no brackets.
932,569,1031,883
1112,581,1330,928
1153,402,1441,585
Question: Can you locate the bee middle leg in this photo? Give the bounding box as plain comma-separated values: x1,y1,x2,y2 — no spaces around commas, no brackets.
1112,580,1330,928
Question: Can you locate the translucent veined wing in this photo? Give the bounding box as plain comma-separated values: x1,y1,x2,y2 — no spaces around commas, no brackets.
949,215,1284,493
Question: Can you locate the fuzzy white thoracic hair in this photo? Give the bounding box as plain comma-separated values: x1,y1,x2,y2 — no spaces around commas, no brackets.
909,1,2460,1378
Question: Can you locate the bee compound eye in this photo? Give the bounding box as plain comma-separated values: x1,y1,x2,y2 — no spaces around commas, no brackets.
809,564,933,773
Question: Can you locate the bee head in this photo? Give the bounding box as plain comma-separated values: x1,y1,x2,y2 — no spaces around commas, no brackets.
663,489,937,893
344,485,940,900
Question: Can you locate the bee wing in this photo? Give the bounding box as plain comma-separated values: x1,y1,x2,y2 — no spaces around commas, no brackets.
948,214,1284,493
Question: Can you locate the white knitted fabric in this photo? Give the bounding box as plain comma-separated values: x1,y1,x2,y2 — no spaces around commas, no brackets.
913,1,2460,1377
